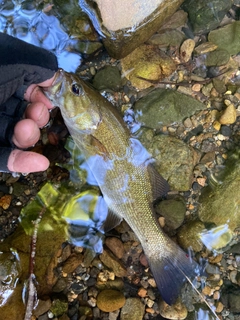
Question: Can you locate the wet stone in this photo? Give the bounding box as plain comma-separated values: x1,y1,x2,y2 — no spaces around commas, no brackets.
120,297,145,320
219,104,237,125
105,237,125,259
155,196,186,229
134,88,205,127
121,45,176,90
159,299,188,319
93,66,122,91
208,21,240,55
182,0,232,34
96,289,125,312
205,49,230,67
177,220,205,252
139,132,200,191
99,249,127,277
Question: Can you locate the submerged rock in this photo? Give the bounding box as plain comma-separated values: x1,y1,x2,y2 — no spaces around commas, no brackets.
93,66,122,91
177,220,205,252
155,196,186,229
80,0,184,58
182,0,232,34
96,289,126,312
159,299,188,319
121,45,176,90
208,21,240,55
138,129,200,190
133,88,206,127
198,149,240,232
120,297,145,320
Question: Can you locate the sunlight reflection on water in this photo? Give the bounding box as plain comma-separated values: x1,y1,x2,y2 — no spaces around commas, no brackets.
0,1,82,72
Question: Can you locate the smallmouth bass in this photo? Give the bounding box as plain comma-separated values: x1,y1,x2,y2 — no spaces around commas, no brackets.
46,69,199,304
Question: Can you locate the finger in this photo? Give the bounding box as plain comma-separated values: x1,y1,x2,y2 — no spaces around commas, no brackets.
7,149,49,173
24,85,54,110
12,119,40,148
25,102,50,128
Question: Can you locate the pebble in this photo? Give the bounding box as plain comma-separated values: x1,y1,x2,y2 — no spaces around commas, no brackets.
194,42,218,54
180,39,195,63
0,194,11,209
105,237,125,259
137,287,147,298
96,289,126,312
120,298,145,320
159,300,188,319
219,104,237,124
62,253,84,273
99,249,127,277
220,125,232,136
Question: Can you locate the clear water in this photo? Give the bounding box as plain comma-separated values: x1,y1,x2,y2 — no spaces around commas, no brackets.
0,0,82,71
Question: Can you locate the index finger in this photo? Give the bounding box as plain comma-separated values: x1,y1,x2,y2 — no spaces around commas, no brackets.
24,75,56,109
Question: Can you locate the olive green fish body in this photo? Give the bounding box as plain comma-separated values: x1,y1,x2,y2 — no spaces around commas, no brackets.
46,69,199,304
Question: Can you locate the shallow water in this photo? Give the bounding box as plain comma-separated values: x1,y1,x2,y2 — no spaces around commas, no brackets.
0,0,82,71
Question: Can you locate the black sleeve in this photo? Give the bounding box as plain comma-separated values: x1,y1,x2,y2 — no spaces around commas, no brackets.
0,33,58,105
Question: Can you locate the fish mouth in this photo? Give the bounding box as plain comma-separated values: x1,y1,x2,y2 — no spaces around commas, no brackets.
44,68,65,102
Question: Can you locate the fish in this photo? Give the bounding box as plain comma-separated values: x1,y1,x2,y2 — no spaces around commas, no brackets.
45,68,199,305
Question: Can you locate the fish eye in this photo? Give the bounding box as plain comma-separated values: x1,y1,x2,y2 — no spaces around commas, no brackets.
71,83,82,96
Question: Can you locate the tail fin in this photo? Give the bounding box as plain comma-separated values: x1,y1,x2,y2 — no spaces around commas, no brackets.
148,243,199,305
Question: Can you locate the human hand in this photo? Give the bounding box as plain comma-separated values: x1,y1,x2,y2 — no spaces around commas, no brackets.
7,77,55,173
0,33,58,174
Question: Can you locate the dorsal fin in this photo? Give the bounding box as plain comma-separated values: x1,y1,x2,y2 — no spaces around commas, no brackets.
147,164,170,201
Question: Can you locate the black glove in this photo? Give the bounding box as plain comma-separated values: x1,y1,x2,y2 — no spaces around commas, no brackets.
0,33,58,172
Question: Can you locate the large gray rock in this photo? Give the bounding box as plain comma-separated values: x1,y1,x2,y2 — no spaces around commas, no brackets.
138,129,200,191
80,0,184,58
134,88,206,128
198,149,240,231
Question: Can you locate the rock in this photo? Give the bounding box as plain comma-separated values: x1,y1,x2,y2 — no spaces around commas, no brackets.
219,104,237,125
194,42,218,55
93,66,122,91
159,299,188,319
182,0,232,34
96,278,125,291
96,289,125,312
33,299,52,317
177,220,205,252
133,88,206,127
180,39,195,63
81,0,184,58
205,49,230,67
62,253,84,273
198,149,240,231
138,130,200,190
50,299,68,317
121,45,176,90
105,237,125,259
120,297,145,320
155,196,186,229
159,10,188,30
148,30,185,47
99,249,127,277
208,21,240,55
0,251,21,307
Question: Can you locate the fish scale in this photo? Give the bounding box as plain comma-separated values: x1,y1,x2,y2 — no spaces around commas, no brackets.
46,68,200,305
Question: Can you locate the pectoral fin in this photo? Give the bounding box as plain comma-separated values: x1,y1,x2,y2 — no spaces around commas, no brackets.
90,135,110,159
103,209,122,232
